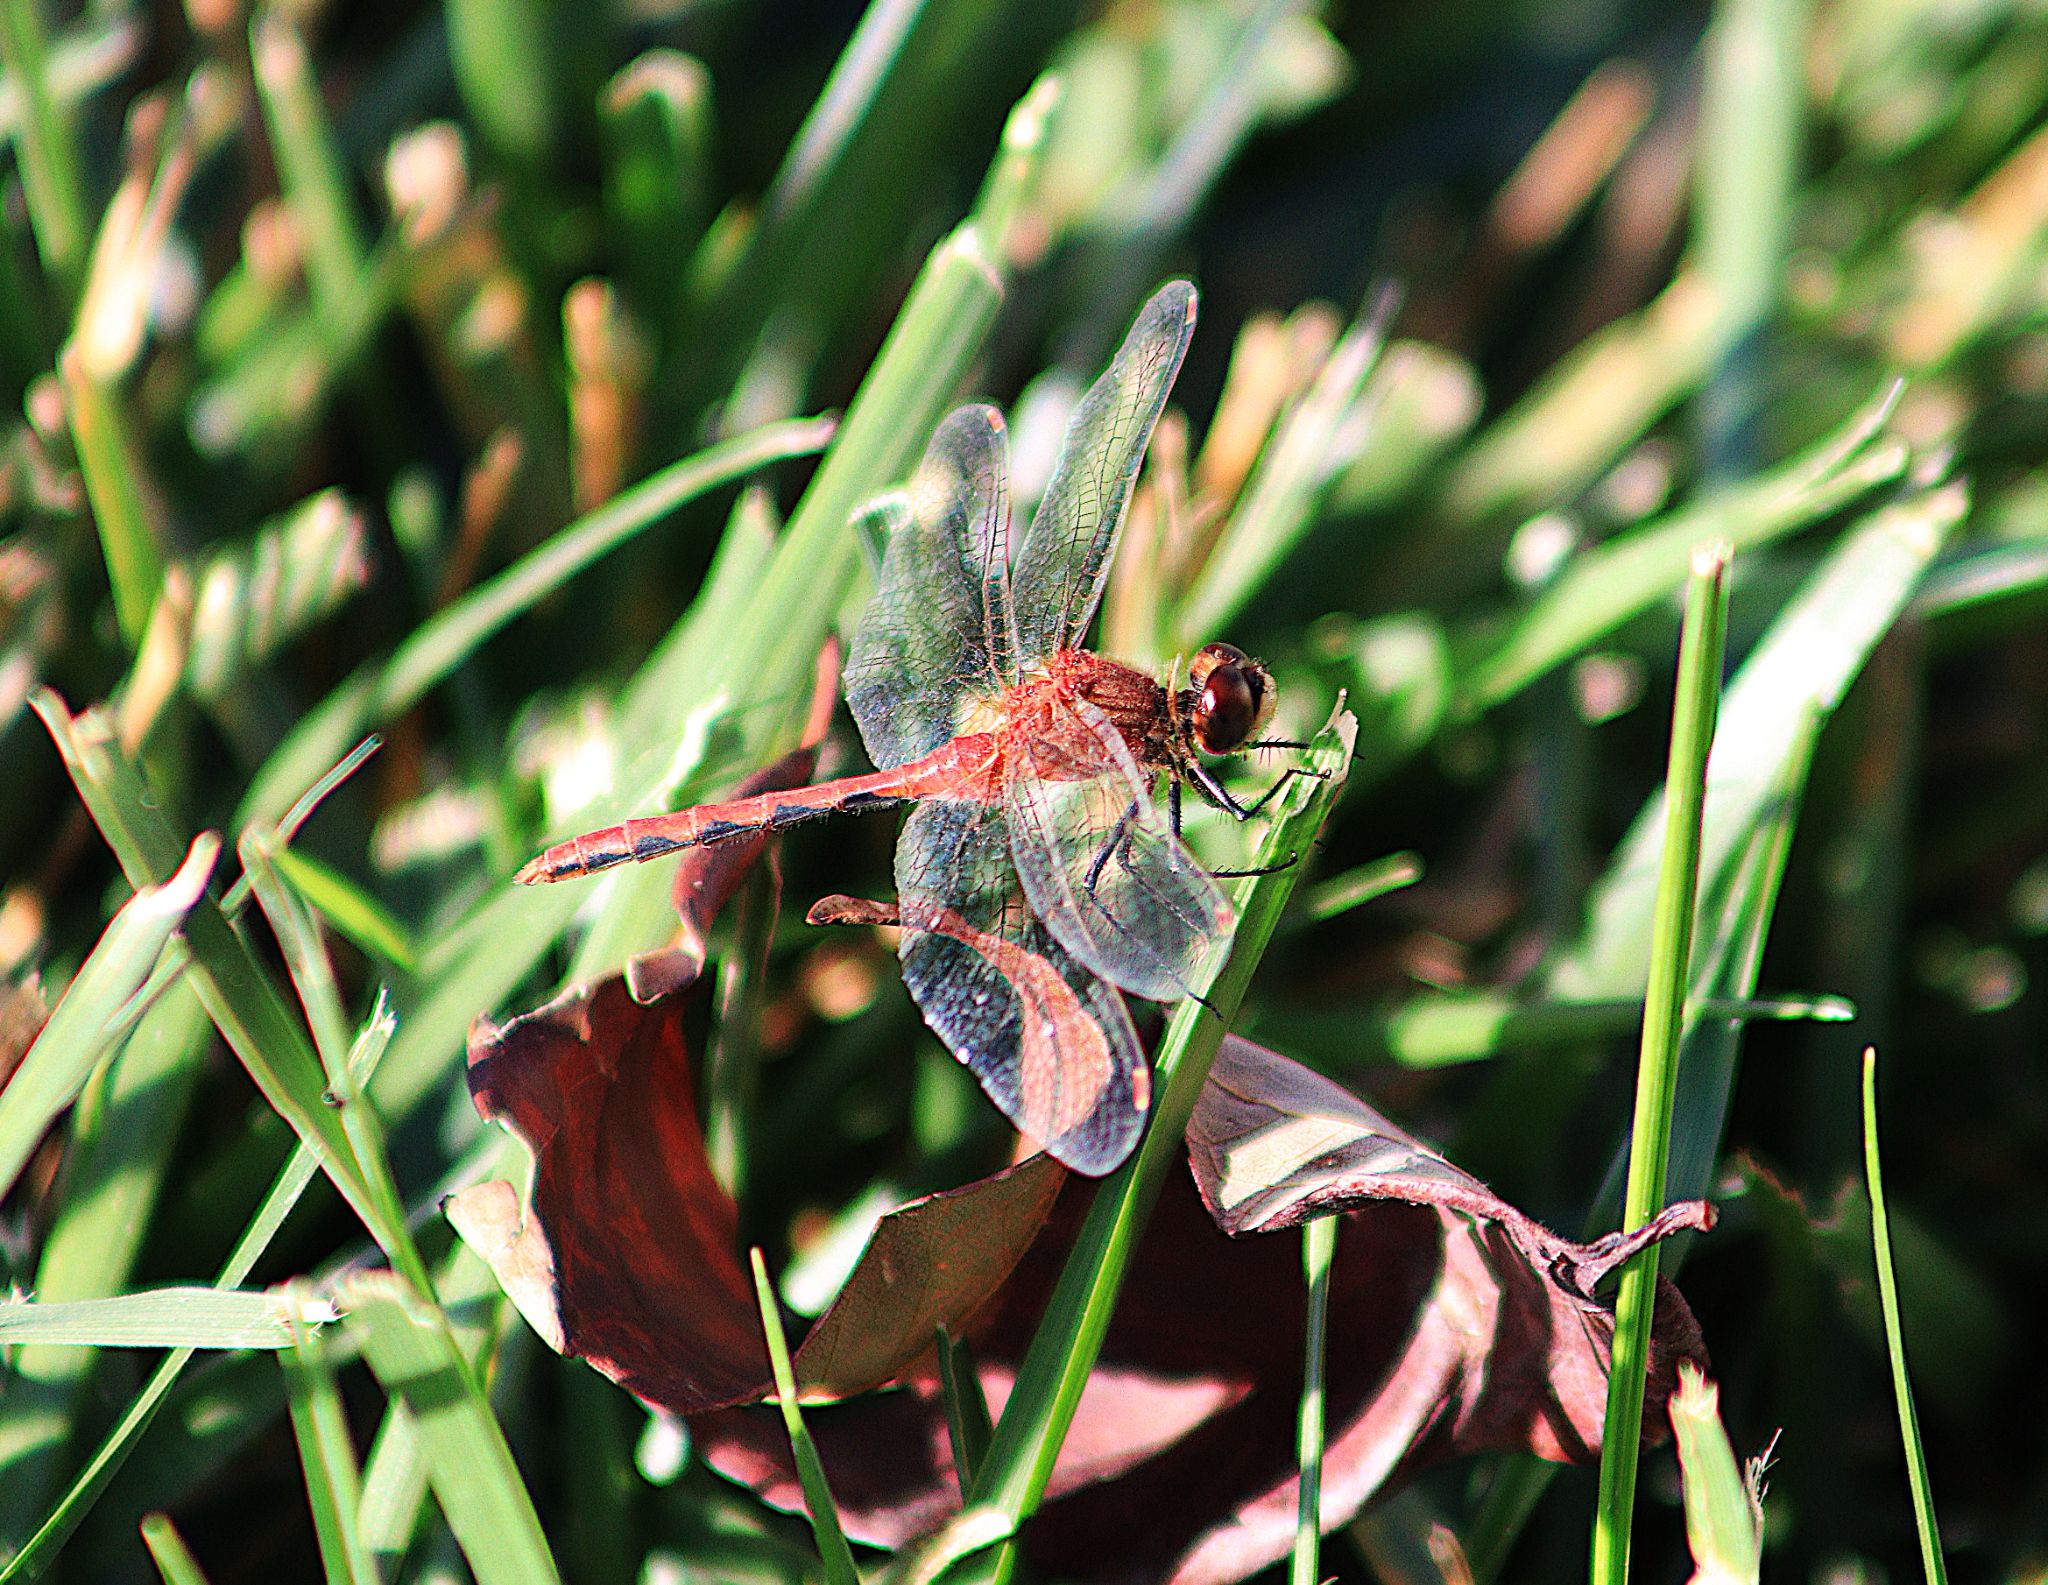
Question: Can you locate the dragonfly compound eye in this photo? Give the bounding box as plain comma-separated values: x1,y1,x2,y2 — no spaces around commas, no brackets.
1188,642,1249,691
1192,653,1276,754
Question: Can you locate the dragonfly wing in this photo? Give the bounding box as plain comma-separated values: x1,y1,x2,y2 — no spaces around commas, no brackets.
895,798,1147,1176
1005,692,1232,1003
1010,282,1197,661
847,405,1021,770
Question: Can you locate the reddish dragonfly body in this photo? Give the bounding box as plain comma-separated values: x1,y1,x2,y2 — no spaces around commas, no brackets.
518,282,1293,1173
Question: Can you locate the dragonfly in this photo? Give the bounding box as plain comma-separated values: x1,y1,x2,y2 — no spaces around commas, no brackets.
517,281,1306,1173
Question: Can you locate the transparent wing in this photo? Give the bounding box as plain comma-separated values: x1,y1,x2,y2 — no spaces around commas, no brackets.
846,406,1019,770
895,798,1147,1176
1010,281,1197,661
1004,691,1232,1003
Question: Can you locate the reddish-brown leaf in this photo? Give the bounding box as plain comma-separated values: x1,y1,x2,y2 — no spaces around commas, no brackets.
695,1037,1714,1585
452,957,1062,1414
459,974,767,1408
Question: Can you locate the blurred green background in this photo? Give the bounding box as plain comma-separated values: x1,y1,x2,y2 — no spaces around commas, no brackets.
2,0,2045,1580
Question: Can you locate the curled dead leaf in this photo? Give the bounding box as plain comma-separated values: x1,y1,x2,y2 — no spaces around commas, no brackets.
695,1038,1713,1585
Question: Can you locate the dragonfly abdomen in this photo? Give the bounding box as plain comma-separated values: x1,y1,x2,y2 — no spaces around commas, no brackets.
514,735,1003,884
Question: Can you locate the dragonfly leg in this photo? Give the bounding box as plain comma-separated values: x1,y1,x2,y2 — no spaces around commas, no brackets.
1207,851,1305,879
1184,758,1328,822
1084,798,1145,899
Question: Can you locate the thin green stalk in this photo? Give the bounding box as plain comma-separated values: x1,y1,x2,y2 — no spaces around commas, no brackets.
0,1140,324,1582
935,713,1354,1585
1291,1214,1338,1585
281,1300,378,1585
139,1514,211,1585
1862,1050,1950,1585
936,1327,994,1493
1692,0,1807,477
0,0,89,299
750,1250,861,1585
248,10,374,358
60,343,164,651
240,416,833,825
1590,547,1729,1585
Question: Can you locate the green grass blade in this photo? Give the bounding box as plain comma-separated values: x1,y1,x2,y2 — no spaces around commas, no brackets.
1862,1050,1951,1585
0,1290,326,1351
241,415,832,824
139,1514,211,1585
282,1297,379,1585
1459,384,1905,711
936,710,1355,1585
1297,851,1421,923
1289,1213,1338,1585
600,51,713,354
249,11,372,355
0,0,89,298
59,344,164,651
1668,1366,1761,1585
1590,548,1730,1585
354,1406,428,1572
30,692,380,1231
444,0,560,167
1691,0,1806,472
750,1249,861,1585
0,1142,324,1583
0,834,214,1202
0,976,210,1556
1551,480,1967,1002
243,823,426,1298
341,1271,561,1585
935,1328,994,1494
269,846,416,975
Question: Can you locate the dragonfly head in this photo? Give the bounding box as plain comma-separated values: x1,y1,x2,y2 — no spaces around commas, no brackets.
1186,643,1277,756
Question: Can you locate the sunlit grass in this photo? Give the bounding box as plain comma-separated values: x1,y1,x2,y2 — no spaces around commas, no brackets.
2,2,2035,1583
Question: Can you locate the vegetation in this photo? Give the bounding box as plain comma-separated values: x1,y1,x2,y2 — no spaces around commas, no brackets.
2,0,2043,1581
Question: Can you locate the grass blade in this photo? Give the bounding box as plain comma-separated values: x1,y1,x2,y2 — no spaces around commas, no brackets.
1590,548,1729,1585
0,1289,328,1351
0,0,89,297
0,833,214,1202
1861,1050,1950,1585
249,11,372,356
30,692,380,1232
281,1295,379,1585
1668,1365,1762,1585
59,343,163,651
1691,0,1807,474
0,1138,325,1582
1551,480,1967,1001
935,1327,994,1493
1459,384,1905,711
268,846,416,975
138,1515,211,1585
750,1249,861,1585
1289,1213,1338,1585
933,709,1355,1585
241,416,832,825
341,1271,561,1585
